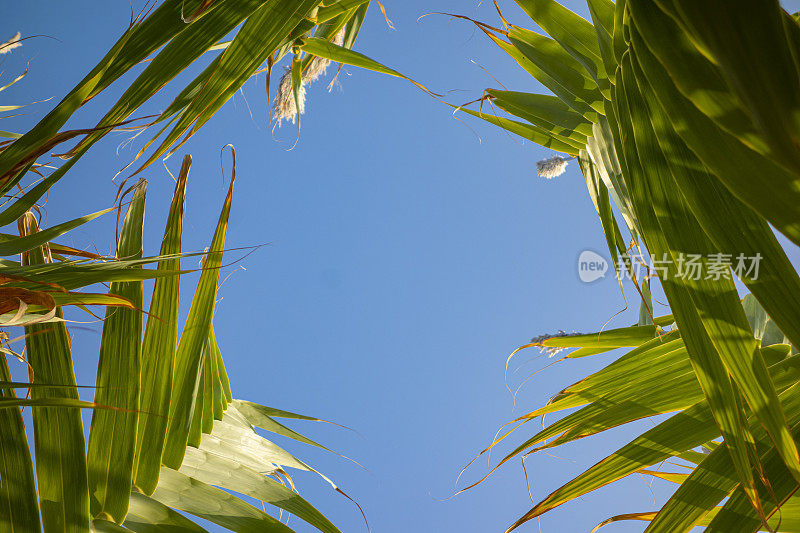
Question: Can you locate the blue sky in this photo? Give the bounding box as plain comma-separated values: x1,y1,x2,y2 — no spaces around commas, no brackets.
4,1,800,532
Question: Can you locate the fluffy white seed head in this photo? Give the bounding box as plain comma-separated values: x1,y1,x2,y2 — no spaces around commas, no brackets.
530,330,582,358
302,28,346,83
0,32,22,54
273,67,306,126
536,155,569,179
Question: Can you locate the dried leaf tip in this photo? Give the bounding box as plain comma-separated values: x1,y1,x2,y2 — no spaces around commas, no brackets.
536,155,569,179
303,28,346,83
530,330,582,358
273,67,306,126
0,32,22,54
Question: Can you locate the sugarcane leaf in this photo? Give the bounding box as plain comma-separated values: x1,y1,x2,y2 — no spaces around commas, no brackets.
198,413,312,474
229,400,332,451
513,0,610,97
509,27,605,115
646,385,800,532
87,179,146,522
0,356,40,533
150,467,294,533
343,2,370,49
504,348,701,459
627,1,766,156
577,153,626,285
124,491,209,533
628,3,800,247
0,207,115,256
512,355,800,525
611,50,763,521
211,327,232,404
705,420,800,532
586,0,617,80
179,447,342,533
454,104,582,154
135,0,321,171
162,165,235,469
133,155,189,496
21,214,89,532
630,27,800,350
91,519,135,532
487,90,593,137
486,31,599,121
536,334,685,417
296,36,436,96
663,0,800,176
628,49,800,491
75,0,272,158
535,324,661,349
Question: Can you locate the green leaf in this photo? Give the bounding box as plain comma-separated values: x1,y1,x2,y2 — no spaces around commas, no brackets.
705,426,800,531
614,50,763,518
487,31,599,121
453,106,582,155
586,0,617,81
0,206,115,256
487,90,593,139
198,413,314,474
511,355,800,526
629,23,800,352
577,153,627,286
211,327,232,404
162,166,235,469
0,356,40,533
509,27,605,116
135,0,321,171
628,48,800,491
231,400,333,451
535,324,661,349
646,383,800,533
150,467,294,533
21,213,89,533
513,0,610,97
296,36,434,95
664,0,800,176
124,491,209,533
133,156,190,495
178,447,341,533
628,1,800,247
75,0,271,158
87,179,146,523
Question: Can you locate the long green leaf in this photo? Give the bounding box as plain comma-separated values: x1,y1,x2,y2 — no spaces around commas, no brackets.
21,213,89,533
87,179,146,522
133,156,189,495
0,356,40,533
162,166,235,468
628,48,800,491
513,0,610,97
135,0,320,171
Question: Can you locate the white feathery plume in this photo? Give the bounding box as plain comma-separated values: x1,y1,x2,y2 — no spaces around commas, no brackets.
0,32,22,54
273,67,306,126
302,28,346,83
536,155,569,179
530,330,582,358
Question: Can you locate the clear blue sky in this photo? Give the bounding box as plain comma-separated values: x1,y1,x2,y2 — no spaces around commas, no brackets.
4,2,800,532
